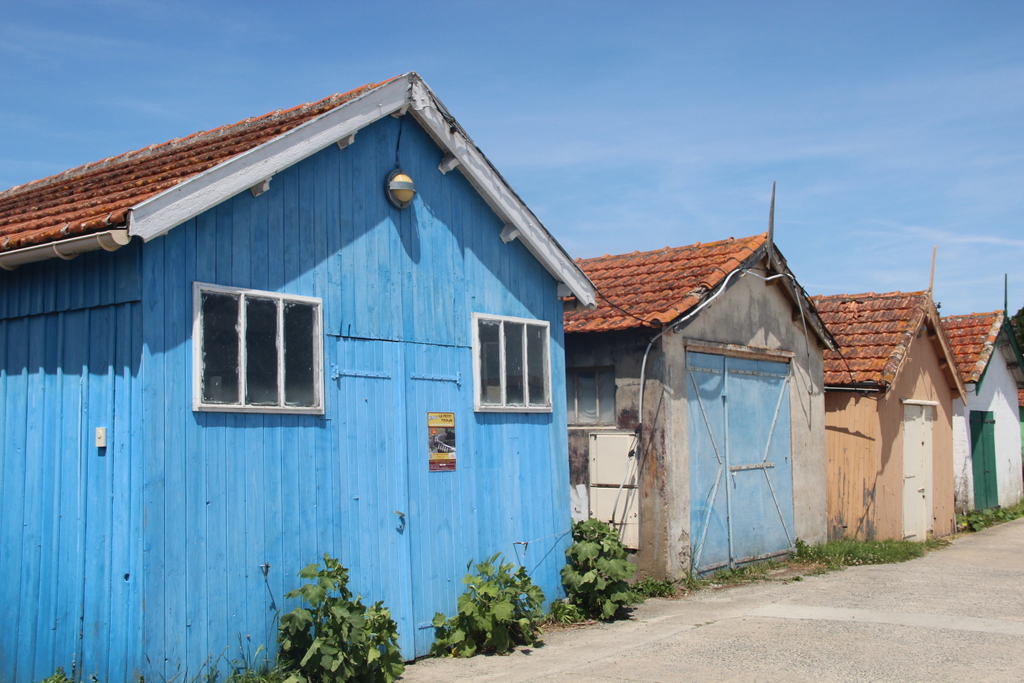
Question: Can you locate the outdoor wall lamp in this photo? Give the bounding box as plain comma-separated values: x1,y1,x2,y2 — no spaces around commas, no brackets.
386,169,416,209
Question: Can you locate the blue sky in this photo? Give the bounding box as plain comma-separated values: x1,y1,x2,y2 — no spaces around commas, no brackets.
2,0,1022,316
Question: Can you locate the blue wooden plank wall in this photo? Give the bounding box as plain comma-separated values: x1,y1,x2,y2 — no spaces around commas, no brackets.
0,241,141,321
138,113,572,676
0,302,144,683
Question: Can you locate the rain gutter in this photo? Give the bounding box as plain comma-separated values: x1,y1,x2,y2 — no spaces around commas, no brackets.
0,229,132,271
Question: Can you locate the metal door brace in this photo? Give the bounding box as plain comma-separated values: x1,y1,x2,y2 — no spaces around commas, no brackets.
331,365,392,380
730,462,775,472
411,372,462,386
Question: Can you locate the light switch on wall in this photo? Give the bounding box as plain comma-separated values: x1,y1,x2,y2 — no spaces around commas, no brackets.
95,427,107,448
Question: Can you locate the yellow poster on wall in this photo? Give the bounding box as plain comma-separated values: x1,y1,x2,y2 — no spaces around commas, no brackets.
427,411,456,472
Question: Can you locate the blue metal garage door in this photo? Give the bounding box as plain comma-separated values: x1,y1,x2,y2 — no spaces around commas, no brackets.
687,351,795,574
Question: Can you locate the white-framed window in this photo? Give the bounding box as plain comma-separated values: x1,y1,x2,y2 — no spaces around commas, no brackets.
567,367,616,425
472,313,551,412
192,282,324,414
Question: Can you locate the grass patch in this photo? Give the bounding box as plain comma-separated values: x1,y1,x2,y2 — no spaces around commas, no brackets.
958,500,1024,532
791,537,949,570
705,560,783,586
628,577,676,600
223,662,289,683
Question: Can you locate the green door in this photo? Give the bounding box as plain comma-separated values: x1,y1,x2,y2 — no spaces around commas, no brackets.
969,411,998,510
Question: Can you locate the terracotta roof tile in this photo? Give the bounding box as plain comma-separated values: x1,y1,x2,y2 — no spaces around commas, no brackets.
564,234,766,333
811,291,932,387
0,79,395,252
940,311,1003,384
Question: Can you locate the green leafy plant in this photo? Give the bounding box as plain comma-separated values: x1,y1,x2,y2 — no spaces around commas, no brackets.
548,600,586,625
431,553,545,657
277,554,404,683
958,501,1024,532
39,668,72,683
628,577,675,600
560,519,636,620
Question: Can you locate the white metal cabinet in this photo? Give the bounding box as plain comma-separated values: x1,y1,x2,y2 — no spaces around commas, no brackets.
588,432,639,548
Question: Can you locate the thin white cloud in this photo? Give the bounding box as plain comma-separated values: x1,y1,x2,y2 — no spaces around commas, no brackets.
885,224,1024,250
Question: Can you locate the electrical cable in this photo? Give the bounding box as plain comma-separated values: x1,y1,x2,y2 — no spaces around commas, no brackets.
743,268,814,395
745,268,885,399
595,288,657,327
394,115,404,169
608,432,641,535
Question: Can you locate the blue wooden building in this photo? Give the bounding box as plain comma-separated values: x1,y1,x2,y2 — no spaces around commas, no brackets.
0,73,596,682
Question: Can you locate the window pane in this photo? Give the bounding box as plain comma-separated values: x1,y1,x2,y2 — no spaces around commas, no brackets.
598,369,616,424
478,319,502,405
284,302,316,407
245,297,279,406
577,372,597,423
566,374,577,423
201,292,240,404
526,324,548,406
504,322,525,406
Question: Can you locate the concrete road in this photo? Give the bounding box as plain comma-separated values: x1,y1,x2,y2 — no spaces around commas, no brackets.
399,518,1024,682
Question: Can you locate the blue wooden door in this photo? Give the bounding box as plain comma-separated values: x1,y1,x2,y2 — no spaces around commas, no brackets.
332,338,416,655
0,305,138,683
687,351,795,574
333,338,470,658
403,344,470,657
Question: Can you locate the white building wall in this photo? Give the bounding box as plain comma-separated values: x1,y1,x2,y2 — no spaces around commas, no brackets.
952,399,971,511
952,353,1024,510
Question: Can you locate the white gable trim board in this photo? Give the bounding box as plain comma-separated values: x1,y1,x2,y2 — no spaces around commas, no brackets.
126,73,596,307
405,79,595,308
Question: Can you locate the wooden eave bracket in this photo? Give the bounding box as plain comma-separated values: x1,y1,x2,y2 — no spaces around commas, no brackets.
500,224,521,244
336,133,356,150
250,177,272,197
438,153,460,175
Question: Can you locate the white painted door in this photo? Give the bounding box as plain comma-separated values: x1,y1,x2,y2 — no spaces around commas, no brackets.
902,404,934,539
